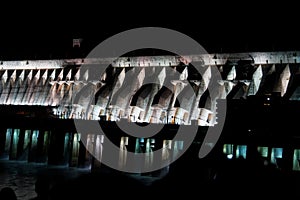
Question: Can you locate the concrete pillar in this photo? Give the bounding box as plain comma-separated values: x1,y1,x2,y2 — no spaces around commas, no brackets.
61,132,71,165
141,85,160,122
274,64,291,96
129,106,144,122
133,138,145,173
118,136,128,169
3,129,12,159
190,108,201,121
76,83,99,119
86,105,94,120
92,134,104,169
144,138,154,172
77,136,87,168
198,108,213,126
189,67,211,122
293,149,300,171
36,70,49,105
226,66,236,81
224,81,236,96
10,129,20,160
112,68,146,118
172,140,184,161
150,105,163,124
14,70,26,105
108,105,124,121
162,140,172,168
171,80,188,106
47,82,59,106
34,130,50,163
23,70,39,106
28,130,39,162
143,67,166,122
150,137,166,177
70,82,85,107
104,69,126,115
69,104,83,119
0,70,10,105
173,107,189,125
91,105,101,120
218,81,227,99
78,134,95,169
29,70,42,105
248,65,263,96
6,70,18,105
70,133,81,167
167,108,177,124
19,130,31,161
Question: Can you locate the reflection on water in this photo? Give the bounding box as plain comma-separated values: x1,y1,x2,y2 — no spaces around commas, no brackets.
0,160,90,200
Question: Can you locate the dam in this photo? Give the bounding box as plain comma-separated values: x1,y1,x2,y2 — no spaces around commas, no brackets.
1,51,300,173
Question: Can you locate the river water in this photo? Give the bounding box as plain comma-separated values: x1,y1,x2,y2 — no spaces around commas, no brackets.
0,160,91,199
0,159,164,199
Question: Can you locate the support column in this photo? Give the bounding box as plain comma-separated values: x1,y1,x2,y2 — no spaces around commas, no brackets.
92,134,104,170
28,130,39,162
78,133,94,169
21,130,31,161
118,136,128,170
161,140,172,175
86,134,95,168
60,132,71,165
10,129,20,160
77,137,87,168
36,130,50,163
133,138,145,173
150,137,166,177
3,129,12,160
70,133,81,167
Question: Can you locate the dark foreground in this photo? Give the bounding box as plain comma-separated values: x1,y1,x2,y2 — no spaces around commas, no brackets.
2,153,300,200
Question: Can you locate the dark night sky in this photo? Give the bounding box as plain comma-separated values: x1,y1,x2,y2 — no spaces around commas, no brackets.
0,3,299,60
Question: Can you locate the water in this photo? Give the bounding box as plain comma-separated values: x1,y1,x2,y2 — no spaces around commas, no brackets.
0,159,166,199
0,160,90,200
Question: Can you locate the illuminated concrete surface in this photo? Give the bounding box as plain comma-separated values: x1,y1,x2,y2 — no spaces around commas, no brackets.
0,51,299,126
